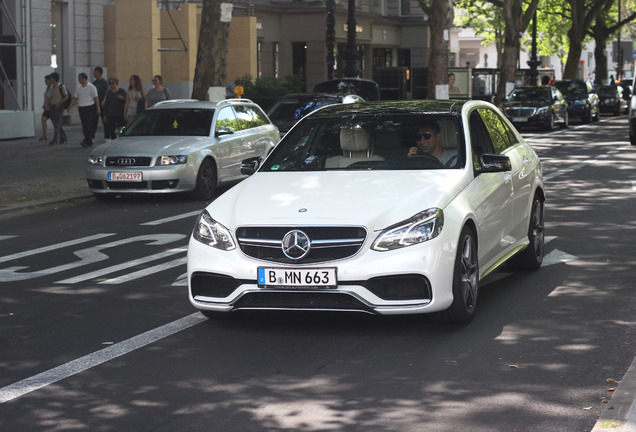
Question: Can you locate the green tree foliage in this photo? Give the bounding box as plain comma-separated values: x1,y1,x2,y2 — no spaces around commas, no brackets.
455,0,505,66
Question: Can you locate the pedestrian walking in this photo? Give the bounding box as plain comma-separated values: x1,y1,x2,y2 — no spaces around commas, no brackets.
40,75,52,142
66,72,100,147
92,66,109,141
103,77,126,140
145,75,172,108
123,75,147,125
44,72,69,146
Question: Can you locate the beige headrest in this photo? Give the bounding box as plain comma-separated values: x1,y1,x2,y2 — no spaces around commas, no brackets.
340,126,370,152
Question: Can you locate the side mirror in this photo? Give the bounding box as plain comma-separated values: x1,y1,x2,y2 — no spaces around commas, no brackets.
241,156,262,176
116,126,126,137
216,126,235,137
477,153,511,173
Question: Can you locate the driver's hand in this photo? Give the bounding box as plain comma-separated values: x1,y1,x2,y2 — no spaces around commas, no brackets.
407,147,419,157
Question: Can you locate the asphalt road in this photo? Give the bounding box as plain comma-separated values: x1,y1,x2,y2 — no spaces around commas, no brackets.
0,116,635,431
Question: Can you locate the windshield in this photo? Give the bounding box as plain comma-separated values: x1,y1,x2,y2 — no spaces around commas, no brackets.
554,81,587,96
507,88,551,102
123,108,214,137
262,113,464,172
596,86,617,97
268,97,340,122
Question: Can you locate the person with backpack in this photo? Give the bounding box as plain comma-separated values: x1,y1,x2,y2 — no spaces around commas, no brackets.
44,72,69,146
67,72,101,147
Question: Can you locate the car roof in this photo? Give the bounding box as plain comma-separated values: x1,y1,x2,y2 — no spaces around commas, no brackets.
303,99,469,119
149,98,259,110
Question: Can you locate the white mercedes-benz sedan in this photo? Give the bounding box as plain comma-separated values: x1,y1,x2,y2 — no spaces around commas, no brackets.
187,99,545,323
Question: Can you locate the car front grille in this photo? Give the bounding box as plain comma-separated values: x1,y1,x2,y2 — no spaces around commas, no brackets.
234,291,374,313
503,107,536,117
105,156,153,167
237,226,367,264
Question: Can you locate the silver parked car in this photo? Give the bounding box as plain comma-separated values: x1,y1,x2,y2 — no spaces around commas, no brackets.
86,99,280,200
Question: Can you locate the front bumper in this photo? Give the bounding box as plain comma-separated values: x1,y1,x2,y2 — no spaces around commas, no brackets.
187,230,457,316
86,164,197,194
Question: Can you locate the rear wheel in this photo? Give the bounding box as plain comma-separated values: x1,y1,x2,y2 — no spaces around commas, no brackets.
191,158,217,201
508,194,545,270
441,226,479,323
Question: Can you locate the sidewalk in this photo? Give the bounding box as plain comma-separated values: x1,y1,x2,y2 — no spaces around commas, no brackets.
0,125,635,432
0,124,95,215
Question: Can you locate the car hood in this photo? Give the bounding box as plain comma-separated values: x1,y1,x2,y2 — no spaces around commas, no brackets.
90,136,208,156
207,170,468,231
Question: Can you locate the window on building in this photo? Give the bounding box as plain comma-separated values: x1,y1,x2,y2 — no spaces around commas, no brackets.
401,0,411,15
273,42,279,78
257,40,262,78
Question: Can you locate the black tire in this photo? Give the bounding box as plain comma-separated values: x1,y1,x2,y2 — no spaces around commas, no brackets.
191,158,217,201
593,107,600,121
546,113,555,131
442,226,479,323
582,107,593,123
560,111,569,129
508,194,545,270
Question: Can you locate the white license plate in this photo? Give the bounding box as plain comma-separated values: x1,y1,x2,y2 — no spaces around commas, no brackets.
108,172,142,181
512,117,528,122
257,267,337,289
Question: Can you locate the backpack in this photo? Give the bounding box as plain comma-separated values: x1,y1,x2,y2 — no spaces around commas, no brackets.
59,84,71,109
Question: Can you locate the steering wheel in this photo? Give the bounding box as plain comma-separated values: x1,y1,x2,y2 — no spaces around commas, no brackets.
407,153,444,169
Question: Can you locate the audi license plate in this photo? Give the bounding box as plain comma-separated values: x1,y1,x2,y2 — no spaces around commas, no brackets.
108,172,142,182
257,267,337,289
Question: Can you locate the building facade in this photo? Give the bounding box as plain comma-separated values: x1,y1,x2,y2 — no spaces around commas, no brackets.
1,0,633,138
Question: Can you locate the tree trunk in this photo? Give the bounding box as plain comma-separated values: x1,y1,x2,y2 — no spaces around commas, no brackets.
593,28,609,85
191,0,231,100
562,25,585,79
495,0,522,104
421,0,450,99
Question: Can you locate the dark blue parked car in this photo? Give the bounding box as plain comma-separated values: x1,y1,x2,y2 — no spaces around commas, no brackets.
553,80,600,123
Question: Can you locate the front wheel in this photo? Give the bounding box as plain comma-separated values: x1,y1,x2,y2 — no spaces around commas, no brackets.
546,113,555,131
441,226,479,323
191,158,217,201
560,111,569,129
508,194,545,270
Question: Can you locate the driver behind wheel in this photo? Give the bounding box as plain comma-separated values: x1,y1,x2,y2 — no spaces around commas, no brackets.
407,120,456,166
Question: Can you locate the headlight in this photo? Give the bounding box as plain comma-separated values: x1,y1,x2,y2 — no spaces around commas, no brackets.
372,208,443,251
88,155,103,166
535,107,547,115
192,210,235,250
574,99,586,105
157,155,187,165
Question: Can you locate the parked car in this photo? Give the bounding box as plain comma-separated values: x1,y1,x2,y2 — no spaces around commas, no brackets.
313,78,381,101
267,93,365,136
187,99,545,323
86,99,280,200
499,85,569,130
596,85,628,116
553,79,600,123
629,76,636,145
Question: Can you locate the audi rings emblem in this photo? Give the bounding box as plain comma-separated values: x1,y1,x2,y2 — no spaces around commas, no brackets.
117,157,136,166
281,230,311,260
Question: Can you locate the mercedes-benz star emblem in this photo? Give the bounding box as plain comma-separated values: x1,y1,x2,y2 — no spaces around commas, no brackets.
117,157,136,166
281,230,311,260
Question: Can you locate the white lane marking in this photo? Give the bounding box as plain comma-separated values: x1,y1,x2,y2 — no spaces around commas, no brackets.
99,256,187,284
633,181,636,192
0,234,115,264
0,234,185,282
56,246,187,284
141,210,201,226
0,313,207,404
173,272,188,287
542,249,578,266
0,235,18,241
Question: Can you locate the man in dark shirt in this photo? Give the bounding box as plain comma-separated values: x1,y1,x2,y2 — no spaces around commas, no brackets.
92,66,109,141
